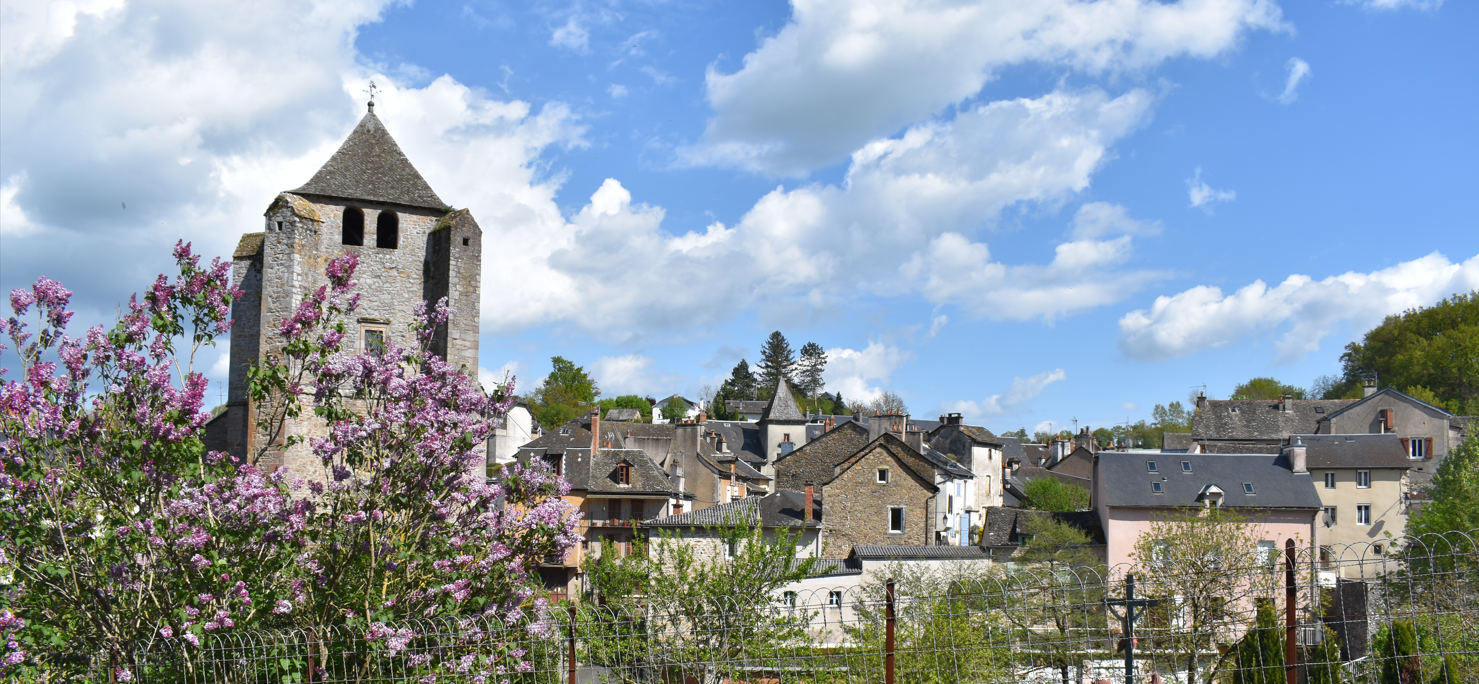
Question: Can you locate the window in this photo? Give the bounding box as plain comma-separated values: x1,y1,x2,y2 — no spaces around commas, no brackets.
724,539,736,559
1258,540,1277,566
1356,504,1371,526
1356,470,1371,489
342,207,364,245
1324,472,1336,489
1409,439,1427,459
782,591,797,607
1229,407,1239,413
1147,461,1158,472
1151,482,1164,494
827,590,842,607
1243,482,1256,494
616,462,632,486
888,507,904,534
375,210,398,248
877,468,890,484
1181,461,1193,473
947,495,954,515
361,325,387,355
1323,507,1337,526
461,237,470,246
782,433,790,442
543,453,562,477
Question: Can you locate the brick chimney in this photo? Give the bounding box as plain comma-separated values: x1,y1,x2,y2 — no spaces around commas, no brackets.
698,407,708,422
804,482,814,523
590,410,600,457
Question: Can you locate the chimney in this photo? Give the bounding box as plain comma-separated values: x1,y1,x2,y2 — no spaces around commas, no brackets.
825,416,835,433
804,482,814,523
590,410,600,457
698,408,708,423
1285,437,1307,474
1363,380,1378,398
1280,394,1292,413
1195,391,1207,411
906,428,923,454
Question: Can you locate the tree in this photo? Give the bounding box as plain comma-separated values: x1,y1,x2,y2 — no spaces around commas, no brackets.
1152,401,1193,434
1007,517,1106,684
1131,508,1275,684
1092,427,1115,447
1311,374,1360,401
1231,377,1306,401
1016,515,1101,571
598,394,652,422
1231,600,1284,684
529,356,599,428
1338,291,1479,414
1407,431,1479,537
724,359,758,401
1022,478,1091,512
867,390,910,415
796,342,827,398
1005,428,1030,442
756,331,796,395
659,395,691,423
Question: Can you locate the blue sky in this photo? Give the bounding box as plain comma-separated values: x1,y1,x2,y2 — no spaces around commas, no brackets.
2,0,1476,435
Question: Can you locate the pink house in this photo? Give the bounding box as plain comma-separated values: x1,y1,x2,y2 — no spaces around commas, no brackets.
1092,449,1322,569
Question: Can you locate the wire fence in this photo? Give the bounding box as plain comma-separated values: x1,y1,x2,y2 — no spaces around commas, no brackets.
73,531,1479,683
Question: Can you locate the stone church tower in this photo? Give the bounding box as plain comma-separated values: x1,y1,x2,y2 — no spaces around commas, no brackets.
214,102,482,477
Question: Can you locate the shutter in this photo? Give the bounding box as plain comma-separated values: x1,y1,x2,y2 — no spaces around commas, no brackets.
1425,438,1434,459
1386,409,1397,430
1400,437,1410,456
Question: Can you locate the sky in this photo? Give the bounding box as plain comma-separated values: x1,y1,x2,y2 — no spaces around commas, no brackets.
2,0,1477,436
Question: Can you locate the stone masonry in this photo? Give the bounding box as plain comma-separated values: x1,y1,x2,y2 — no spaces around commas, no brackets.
217,103,482,480
819,440,937,558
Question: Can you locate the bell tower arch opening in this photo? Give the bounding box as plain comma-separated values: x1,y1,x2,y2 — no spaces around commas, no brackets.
376,210,399,249
342,207,365,245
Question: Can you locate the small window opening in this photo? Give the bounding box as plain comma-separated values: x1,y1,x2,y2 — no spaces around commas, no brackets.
1147,461,1158,472
342,207,365,246
888,507,904,533
877,468,890,483
1243,482,1256,494
361,325,387,355
276,221,283,231
462,237,470,246
376,211,399,249
1356,470,1370,488
543,453,562,477
1230,407,1239,413
1152,482,1164,493
782,591,797,607
1325,472,1336,488
827,590,842,607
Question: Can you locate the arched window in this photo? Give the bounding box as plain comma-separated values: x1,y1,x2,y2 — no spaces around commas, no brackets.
376,210,398,249
342,207,364,246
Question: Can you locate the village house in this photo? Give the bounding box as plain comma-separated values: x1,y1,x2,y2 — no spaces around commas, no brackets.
1287,434,1411,571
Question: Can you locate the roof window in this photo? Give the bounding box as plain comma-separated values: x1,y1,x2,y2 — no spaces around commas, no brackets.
1229,407,1239,413
559,428,570,435
1315,407,1325,413
1152,482,1164,494
1147,461,1158,472
1243,482,1256,494
1181,461,1193,473
616,461,633,486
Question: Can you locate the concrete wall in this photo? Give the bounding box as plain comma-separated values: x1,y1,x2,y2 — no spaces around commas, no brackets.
1313,466,1408,558
1099,506,1318,569
821,445,936,558
489,405,534,469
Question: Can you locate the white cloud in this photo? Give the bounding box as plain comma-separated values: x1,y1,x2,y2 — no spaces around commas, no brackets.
1187,168,1236,213
1119,402,1139,412
1278,57,1311,105
608,84,628,98
1344,0,1443,10
479,360,524,394
691,0,1287,174
590,354,685,398
938,369,1067,419
823,342,912,404
1071,202,1162,239
1118,252,1479,362
928,315,948,337
550,17,589,53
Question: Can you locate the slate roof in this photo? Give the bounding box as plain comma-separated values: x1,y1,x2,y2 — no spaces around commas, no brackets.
702,421,767,464
773,421,871,491
919,445,974,479
517,418,592,456
1022,444,1050,466
851,545,990,560
1293,434,1414,470
644,490,822,528
1097,452,1321,510
1000,437,1027,463
603,408,643,422
809,558,863,576
761,377,807,422
573,447,675,496
1191,399,1357,442
291,107,448,210
981,507,1106,548
726,400,769,416
1162,433,1194,452
1202,443,1281,455
957,425,1004,445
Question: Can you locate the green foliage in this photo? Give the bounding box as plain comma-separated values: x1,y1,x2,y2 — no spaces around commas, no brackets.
1231,600,1284,684
756,331,796,395
1305,626,1346,684
1022,477,1091,512
1004,427,1030,442
1338,291,1479,414
1015,515,1102,571
1377,620,1423,684
528,356,599,428
1153,401,1193,433
796,341,827,397
1092,427,1114,446
849,565,1013,684
1407,431,1479,537
597,394,652,422
1231,377,1306,401
659,395,691,422
719,359,758,403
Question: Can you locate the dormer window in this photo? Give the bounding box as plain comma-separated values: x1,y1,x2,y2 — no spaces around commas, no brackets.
559,428,570,435
376,210,398,249
342,207,365,246
616,461,632,486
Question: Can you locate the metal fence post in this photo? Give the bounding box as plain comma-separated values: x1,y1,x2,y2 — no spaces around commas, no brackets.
568,602,578,684
1284,539,1298,684
885,578,896,684
108,642,117,684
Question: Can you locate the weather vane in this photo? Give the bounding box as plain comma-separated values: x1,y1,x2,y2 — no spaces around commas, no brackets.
365,81,380,110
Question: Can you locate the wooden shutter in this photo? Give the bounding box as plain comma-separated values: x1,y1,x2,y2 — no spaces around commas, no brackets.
1400,437,1410,456
1425,438,1434,459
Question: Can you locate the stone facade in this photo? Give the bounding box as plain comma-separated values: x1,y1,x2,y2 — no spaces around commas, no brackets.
221,106,481,478
819,440,937,558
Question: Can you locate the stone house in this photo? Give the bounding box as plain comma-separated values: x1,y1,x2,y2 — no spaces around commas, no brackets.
1190,393,1358,453
1091,451,1322,569
815,434,943,558
211,102,481,478
758,377,811,472
927,414,1006,513
1288,434,1411,571
659,421,771,513
1319,387,1463,493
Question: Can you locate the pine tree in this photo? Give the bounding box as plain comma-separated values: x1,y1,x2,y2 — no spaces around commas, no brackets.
797,341,827,397
756,331,796,395
726,359,758,401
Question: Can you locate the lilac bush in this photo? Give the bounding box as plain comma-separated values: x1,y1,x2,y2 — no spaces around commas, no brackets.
0,244,580,678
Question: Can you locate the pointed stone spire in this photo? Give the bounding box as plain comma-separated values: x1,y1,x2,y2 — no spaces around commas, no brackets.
761,376,806,423
290,109,447,210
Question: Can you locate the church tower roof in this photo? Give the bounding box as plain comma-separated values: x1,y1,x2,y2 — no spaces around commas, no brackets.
290,104,447,210
761,377,807,423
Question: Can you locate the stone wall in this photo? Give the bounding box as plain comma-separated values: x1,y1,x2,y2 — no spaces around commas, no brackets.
820,443,936,558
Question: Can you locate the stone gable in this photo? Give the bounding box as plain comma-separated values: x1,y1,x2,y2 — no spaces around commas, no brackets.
819,441,937,558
